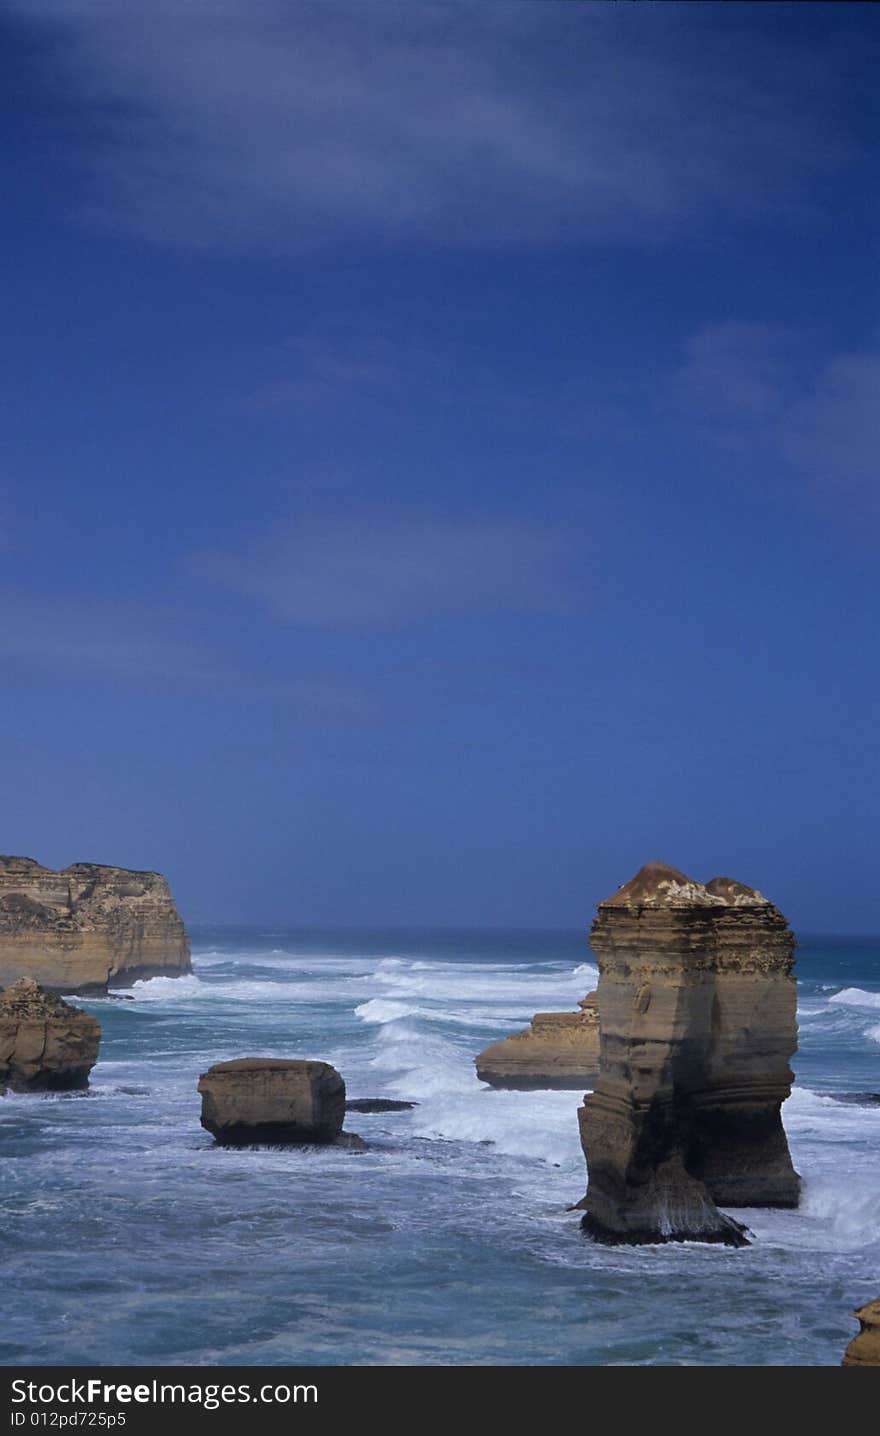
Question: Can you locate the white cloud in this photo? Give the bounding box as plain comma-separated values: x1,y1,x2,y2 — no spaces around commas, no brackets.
194,513,577,627
9,1,853,252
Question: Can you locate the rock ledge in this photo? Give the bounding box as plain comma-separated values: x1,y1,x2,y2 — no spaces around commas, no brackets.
476,994,600,1090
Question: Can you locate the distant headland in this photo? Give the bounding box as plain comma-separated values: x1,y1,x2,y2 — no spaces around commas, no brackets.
0,854,190,992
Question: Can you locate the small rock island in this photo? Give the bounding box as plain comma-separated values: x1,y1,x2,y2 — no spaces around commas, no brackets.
198,1058,363,1147
0,854,191,992
578,861,800,1247
0,977,101,1092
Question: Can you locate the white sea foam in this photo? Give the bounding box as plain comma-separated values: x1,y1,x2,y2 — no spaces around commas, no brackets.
117,974,207,1001
799,1174,880,1247
408,1086,584,1168
827,987,880,1010
361,962,598,1009
355,998,417,1024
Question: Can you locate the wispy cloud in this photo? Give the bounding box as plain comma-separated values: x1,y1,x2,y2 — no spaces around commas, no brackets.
0,593,223,683
248,329,432,411
0,591,378,720
671,323,880,517
675,321,800,424
194,513,578,628
781,353,880,508
9,1,854,252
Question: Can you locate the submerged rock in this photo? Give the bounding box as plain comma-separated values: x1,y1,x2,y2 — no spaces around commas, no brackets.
475,995,600,1090
0,854,190,993
0,977,101,1092
842,1298,880,1366
578,862,799,1247
345,1098,418,1112
198,1058,352,1145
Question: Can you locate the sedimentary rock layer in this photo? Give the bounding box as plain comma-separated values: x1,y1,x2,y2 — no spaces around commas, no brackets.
842,1298,880,1366
0,855,191,992
0,977,101,1092
476,994,600,1090
198,1058,347,1144
579,861,799,1247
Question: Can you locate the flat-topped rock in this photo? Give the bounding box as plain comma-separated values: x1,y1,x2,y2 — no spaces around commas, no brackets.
842,1298,880,1366
198,1058,348,1145
475,993,600,1090
578,862,799,1247
0,977,101,1092
0,854,191,992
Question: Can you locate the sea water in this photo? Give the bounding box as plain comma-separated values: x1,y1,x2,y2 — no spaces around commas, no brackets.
1,928,878,1367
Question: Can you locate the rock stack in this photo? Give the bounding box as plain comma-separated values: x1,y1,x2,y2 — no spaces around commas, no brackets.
198,1058,362,1147
578,862,799,1246
475,994,600,1090
0,855,191,992
0,977,101,1092
842,1299,880,1366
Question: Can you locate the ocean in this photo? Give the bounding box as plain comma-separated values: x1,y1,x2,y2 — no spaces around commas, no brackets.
1,927,878,1367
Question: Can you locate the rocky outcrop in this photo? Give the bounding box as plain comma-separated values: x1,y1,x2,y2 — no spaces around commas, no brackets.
0,977,101,1092
0,855,191,992
198,1058,352,1145
842,1298,880,1366
476,994,600,1090
578,862,799,1247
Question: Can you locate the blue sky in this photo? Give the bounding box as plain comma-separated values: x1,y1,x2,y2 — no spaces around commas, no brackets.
2,2,878,931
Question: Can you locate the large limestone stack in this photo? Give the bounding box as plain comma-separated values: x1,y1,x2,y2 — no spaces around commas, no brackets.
0,977,101,1092
579,862,799,1246
476,994,600,1090
0,855,191,992
198,1058,348,1145
842,1299,880,1366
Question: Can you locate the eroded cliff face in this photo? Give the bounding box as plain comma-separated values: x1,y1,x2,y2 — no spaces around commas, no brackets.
475,994,600,1090
578,861,799,1246
0,855,191,992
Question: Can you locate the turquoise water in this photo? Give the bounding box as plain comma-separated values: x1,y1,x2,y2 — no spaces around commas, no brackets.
1,928,878,1367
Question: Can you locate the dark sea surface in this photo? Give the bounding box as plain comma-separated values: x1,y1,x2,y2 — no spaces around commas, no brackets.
1,928,878,1367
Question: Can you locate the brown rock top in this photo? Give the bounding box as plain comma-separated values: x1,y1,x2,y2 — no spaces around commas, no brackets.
602,861,770,910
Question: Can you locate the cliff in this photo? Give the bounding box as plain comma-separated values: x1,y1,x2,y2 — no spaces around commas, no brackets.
0,855,191,992
0,977,101,1091
475,994,600,1090
578,861,799,1246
